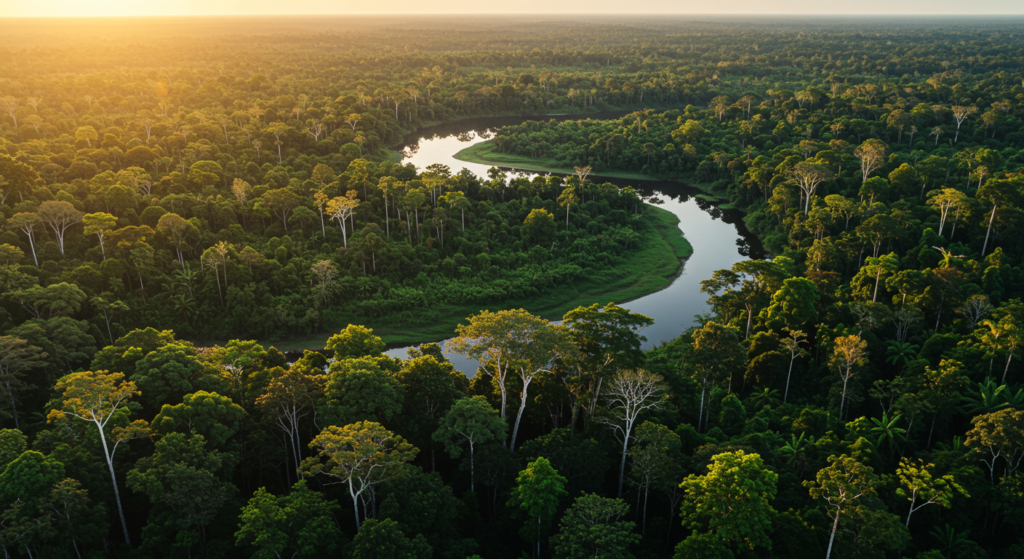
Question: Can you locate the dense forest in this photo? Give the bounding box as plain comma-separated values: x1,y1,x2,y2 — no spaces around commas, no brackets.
2,14,1024,559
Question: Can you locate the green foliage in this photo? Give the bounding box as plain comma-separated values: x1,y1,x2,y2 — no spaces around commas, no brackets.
3,16,1024,558
351,518,432,559
325,324,386,360
551,493,640,559
680,450,778,551
236,481,346,559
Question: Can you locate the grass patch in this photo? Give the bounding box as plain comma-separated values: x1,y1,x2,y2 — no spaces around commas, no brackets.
259,205,690,352
651,205,693,259
455,140,658,182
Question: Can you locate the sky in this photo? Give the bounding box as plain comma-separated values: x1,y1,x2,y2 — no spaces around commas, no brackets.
2,0,1023,17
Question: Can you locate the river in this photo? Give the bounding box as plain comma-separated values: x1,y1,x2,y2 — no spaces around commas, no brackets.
378,114,766,374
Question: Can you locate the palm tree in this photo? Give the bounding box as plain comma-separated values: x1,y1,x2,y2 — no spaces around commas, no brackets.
173,293,197,323
959,379,1011,415
929,524,973,558
870,411,907,460
885,341,920,367
751,388,781,411
558,184,579,228
778,432,813,476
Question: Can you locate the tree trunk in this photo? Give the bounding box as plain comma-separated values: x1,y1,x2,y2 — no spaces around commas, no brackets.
104,310,114,345
213,266,223,307
785,356,795,403
469,440,475,493
697,387,705,432
6,383,18,430
826,511,840,559
98,428,131,546
839,373,849,420
872,266,882,302
981,203,997,257
349,479,362,532
642,485,649,535
617,435,629,498
509,378,532,450
27,233,38,267
536,516,541,559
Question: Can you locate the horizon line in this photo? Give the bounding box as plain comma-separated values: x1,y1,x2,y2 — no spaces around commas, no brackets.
3,13,1024,19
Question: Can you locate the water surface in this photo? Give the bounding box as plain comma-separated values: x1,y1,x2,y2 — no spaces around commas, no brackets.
380,115,765,373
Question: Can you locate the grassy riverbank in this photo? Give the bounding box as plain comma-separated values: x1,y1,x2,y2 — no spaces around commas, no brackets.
262,204,691,352
454,140,658,181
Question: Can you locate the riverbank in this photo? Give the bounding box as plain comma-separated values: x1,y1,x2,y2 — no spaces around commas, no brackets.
262,204,691,352
456,139,747,211
454,140,658,181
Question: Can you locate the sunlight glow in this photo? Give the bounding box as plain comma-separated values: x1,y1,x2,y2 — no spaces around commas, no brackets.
3,0,1024,17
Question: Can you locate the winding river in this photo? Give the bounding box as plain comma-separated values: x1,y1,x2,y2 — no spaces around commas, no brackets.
381,114,766,374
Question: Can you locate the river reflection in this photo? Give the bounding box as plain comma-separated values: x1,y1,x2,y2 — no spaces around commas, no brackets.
380,114,765,375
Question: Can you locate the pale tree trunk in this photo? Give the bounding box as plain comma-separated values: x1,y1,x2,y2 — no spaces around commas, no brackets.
839,372,850,420
469,439,475,492
27,232,38,267
785,355,796,403
349,479,362,532
825,511,840,559
508,374,534,450
96,426,131,546
617,434,630,497
697,387,705,432
981,203,997,257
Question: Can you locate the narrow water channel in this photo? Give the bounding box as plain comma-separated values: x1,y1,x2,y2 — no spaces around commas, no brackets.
381,114,766,374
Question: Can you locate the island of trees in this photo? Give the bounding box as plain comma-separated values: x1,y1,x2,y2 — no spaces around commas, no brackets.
1,13,1024,559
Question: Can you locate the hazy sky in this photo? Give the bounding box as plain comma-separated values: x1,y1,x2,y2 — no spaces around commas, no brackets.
3,0,1024,17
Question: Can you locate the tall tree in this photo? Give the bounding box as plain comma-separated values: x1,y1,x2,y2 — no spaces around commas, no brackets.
560,303,653,429
627,421,682,533
550,493,639,559
236,481,346,559
896,458,968,527
433,396,506,492
830,335,869,420
0,336,47,429
47,370,151,546
512,457,568,559
598,369,666,498
304,421,417,531
36,200,83,256
448,309,565,449
853,139,887,184
680,450,778,552
700,260,788,338
789,161,832,215
257,365,324,483
781,329,808,403
7,213,42,267
976,178,1019,257
82,212,117,260
964,408,1024,483
805,454,878,559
